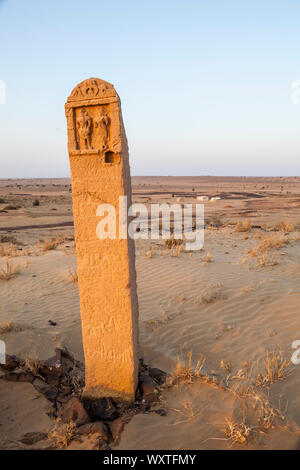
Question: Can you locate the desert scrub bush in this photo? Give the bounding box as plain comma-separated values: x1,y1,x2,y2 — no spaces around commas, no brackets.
167,350,206,386
0,243,18,257
68,269,78,283
0,198,5,204
235,220,252,232
47,420,76,449
201,251,212,264
41,234,66,252
33,199,40,206
220,359,232,373
276,221,294,232
0,260,21,280
248,234,289,267
0,235,17,243
164,237,183,249
224,419,253,445
256,350,292,388
20,353,44,378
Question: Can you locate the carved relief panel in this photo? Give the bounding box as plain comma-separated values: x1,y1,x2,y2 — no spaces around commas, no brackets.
65,79,122,164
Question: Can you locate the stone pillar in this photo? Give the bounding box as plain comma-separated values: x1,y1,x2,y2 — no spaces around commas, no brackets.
65,78,139,402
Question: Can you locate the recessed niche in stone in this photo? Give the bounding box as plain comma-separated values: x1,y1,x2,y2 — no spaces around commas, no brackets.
104,151,120,164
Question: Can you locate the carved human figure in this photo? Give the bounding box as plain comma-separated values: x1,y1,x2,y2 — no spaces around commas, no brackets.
95,107,110,150
77,108,93,150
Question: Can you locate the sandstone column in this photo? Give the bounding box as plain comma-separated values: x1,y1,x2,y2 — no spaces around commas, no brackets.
65,78,139,402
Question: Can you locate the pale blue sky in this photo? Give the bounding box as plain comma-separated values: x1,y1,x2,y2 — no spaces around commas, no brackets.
1,0,300,177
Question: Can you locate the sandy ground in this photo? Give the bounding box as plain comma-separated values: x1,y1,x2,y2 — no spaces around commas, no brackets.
1,176,300,449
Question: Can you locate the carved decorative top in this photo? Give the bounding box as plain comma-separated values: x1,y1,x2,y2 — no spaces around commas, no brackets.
67,78,118,103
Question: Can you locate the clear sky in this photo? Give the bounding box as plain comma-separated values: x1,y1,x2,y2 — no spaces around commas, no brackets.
1,0,300,178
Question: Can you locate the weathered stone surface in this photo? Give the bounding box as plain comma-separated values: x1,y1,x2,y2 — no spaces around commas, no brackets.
20,432,47,445
60,396,90,426
65,78,139,402
148,367,167,385
33,378,59,402
139,374,158,404
89,397,118,421
109,417,126,444
39,351,62,379
77,422,108,442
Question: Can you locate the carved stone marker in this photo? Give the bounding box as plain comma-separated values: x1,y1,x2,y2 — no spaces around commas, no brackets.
65,78,139,402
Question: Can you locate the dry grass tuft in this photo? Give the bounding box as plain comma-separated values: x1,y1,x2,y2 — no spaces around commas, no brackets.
164,237,183,249
0,235,17,244
20,353,43,378
0,260,21,280
47,420,76,449
224,419,253,444
220,359,232,373
256,350,292,388
168,350,206,386
41,234,66,252
235,220,253,232
276,221,294,232
170,401,200,424
247,234,290,267
68,269,78,283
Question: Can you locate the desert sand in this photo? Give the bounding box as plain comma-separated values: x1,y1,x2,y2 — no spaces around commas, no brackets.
1,176,300,449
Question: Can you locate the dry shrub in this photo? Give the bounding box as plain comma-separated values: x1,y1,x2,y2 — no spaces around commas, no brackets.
168,350,205,386
164,237,183,249
224,419,253,444
170,401,200,424
0,235,17,243
68,269,78,283
220,359,232,373
201,251,212,264
256,350,292,388
257,394,288,431
276,221,294,232
41,234,66,252
256,251,279,267
20,353,44,378
47,420,76,449
0,259,21,280
248,234,290,267
0,244,31,258
0,243,18,257
235,220,252,232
